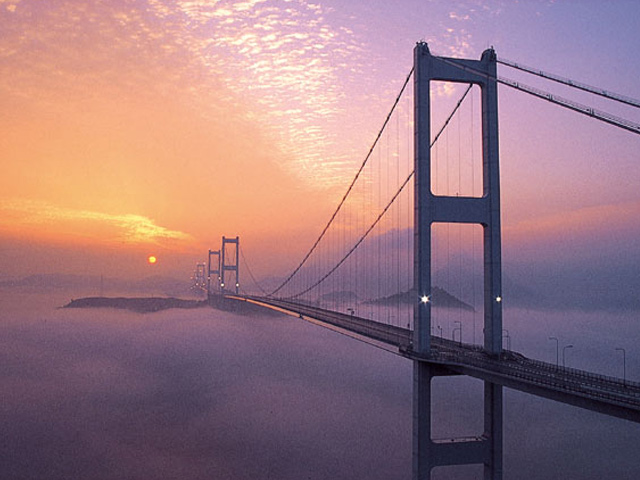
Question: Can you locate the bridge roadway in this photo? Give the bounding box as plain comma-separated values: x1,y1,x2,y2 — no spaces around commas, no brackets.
228,295,640,423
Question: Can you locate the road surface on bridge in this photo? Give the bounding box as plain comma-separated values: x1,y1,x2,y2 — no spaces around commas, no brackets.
229,295,640,423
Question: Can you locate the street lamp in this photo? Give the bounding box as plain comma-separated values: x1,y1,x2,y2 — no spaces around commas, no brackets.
616,347,627,387
549,337,559,371
562,344,574,369
453,321,462,344
502,329,511,351
437,325,443,337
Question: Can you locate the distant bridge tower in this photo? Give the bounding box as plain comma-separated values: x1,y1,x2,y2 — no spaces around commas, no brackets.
192,262,207,292
207,249,221,295
413,43,503,479
221,236,240,294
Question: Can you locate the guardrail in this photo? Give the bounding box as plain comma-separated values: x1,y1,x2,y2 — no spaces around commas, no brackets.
229,295,640,420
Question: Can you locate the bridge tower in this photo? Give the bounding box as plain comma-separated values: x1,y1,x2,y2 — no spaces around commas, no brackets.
221,236,240,295
413,42,503,479
207,249,221,296
193,262,207,292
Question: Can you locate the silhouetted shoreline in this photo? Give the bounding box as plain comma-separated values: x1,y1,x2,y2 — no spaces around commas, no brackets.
63,295,283,316
63,296,207,313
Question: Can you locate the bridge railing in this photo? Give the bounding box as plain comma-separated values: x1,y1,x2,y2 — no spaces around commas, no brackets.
428,339,640,404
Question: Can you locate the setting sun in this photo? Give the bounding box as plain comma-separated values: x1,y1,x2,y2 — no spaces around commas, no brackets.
147,255,157,265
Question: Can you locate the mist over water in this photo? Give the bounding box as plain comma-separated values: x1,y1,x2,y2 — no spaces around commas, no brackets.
1,292,638,479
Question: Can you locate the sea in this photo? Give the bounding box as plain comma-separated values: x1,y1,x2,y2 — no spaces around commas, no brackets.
1,291,638,479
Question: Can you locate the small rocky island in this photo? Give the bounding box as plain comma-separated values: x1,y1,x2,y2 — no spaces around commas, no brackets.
63,296,207,313
63,294,283,316
365,287,475,311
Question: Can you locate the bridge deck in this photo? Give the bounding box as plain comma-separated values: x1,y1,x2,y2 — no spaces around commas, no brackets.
229,295,640,423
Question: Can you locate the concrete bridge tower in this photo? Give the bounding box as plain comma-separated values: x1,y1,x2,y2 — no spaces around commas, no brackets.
413,42,503,479
207,249,221,296
221,236,240,295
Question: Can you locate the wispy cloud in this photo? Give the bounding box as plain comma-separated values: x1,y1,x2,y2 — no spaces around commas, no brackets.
1,0,368,188
506,201,640,237
0,199,192,245
504,201,640,265
0,0,21,13
158,0,367,186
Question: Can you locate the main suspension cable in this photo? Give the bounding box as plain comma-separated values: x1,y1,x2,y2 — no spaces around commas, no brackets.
440,57,640,136
498,57,640,109
287,84,473,299
498,75,640,135
268,67,415,297
239,247,269,296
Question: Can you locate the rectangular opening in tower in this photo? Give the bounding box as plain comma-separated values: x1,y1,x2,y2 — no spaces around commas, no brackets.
431,223,484,346
430,82,483,198
431,374,484,451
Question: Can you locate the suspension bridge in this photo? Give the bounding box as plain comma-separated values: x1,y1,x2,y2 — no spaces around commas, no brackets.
201,43,640,479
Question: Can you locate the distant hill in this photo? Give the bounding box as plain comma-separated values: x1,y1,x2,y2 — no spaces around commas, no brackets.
365,287,475,311
319,290,358,303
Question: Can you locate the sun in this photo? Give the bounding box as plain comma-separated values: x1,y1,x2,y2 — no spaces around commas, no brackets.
147,255,157,265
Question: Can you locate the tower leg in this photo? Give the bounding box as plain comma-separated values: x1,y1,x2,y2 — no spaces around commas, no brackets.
412,362,432,479
484,382,503,480
413,362,503,480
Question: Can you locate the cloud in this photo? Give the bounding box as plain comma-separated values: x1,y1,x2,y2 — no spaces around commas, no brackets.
0,0,21,13
502,201,640,311
0,199,192,245
0,304,414,479
0,0,372,191
505,201,640,254
147,0,368,187
3,297,639,479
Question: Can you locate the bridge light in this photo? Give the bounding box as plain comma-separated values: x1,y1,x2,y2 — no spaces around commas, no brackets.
420,295,430,304
496,296,502,303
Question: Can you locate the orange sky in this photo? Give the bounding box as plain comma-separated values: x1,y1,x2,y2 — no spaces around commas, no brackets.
1,0,365,279
1,0,639,285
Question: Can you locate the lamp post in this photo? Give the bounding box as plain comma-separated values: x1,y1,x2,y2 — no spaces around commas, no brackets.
549,337,559,371
453,321,462,344
502,329,511,351
437,325,443,337
616,347,626,387
562,344,574,369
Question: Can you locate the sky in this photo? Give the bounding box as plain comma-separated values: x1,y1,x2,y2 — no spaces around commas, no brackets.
1,0,639,293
